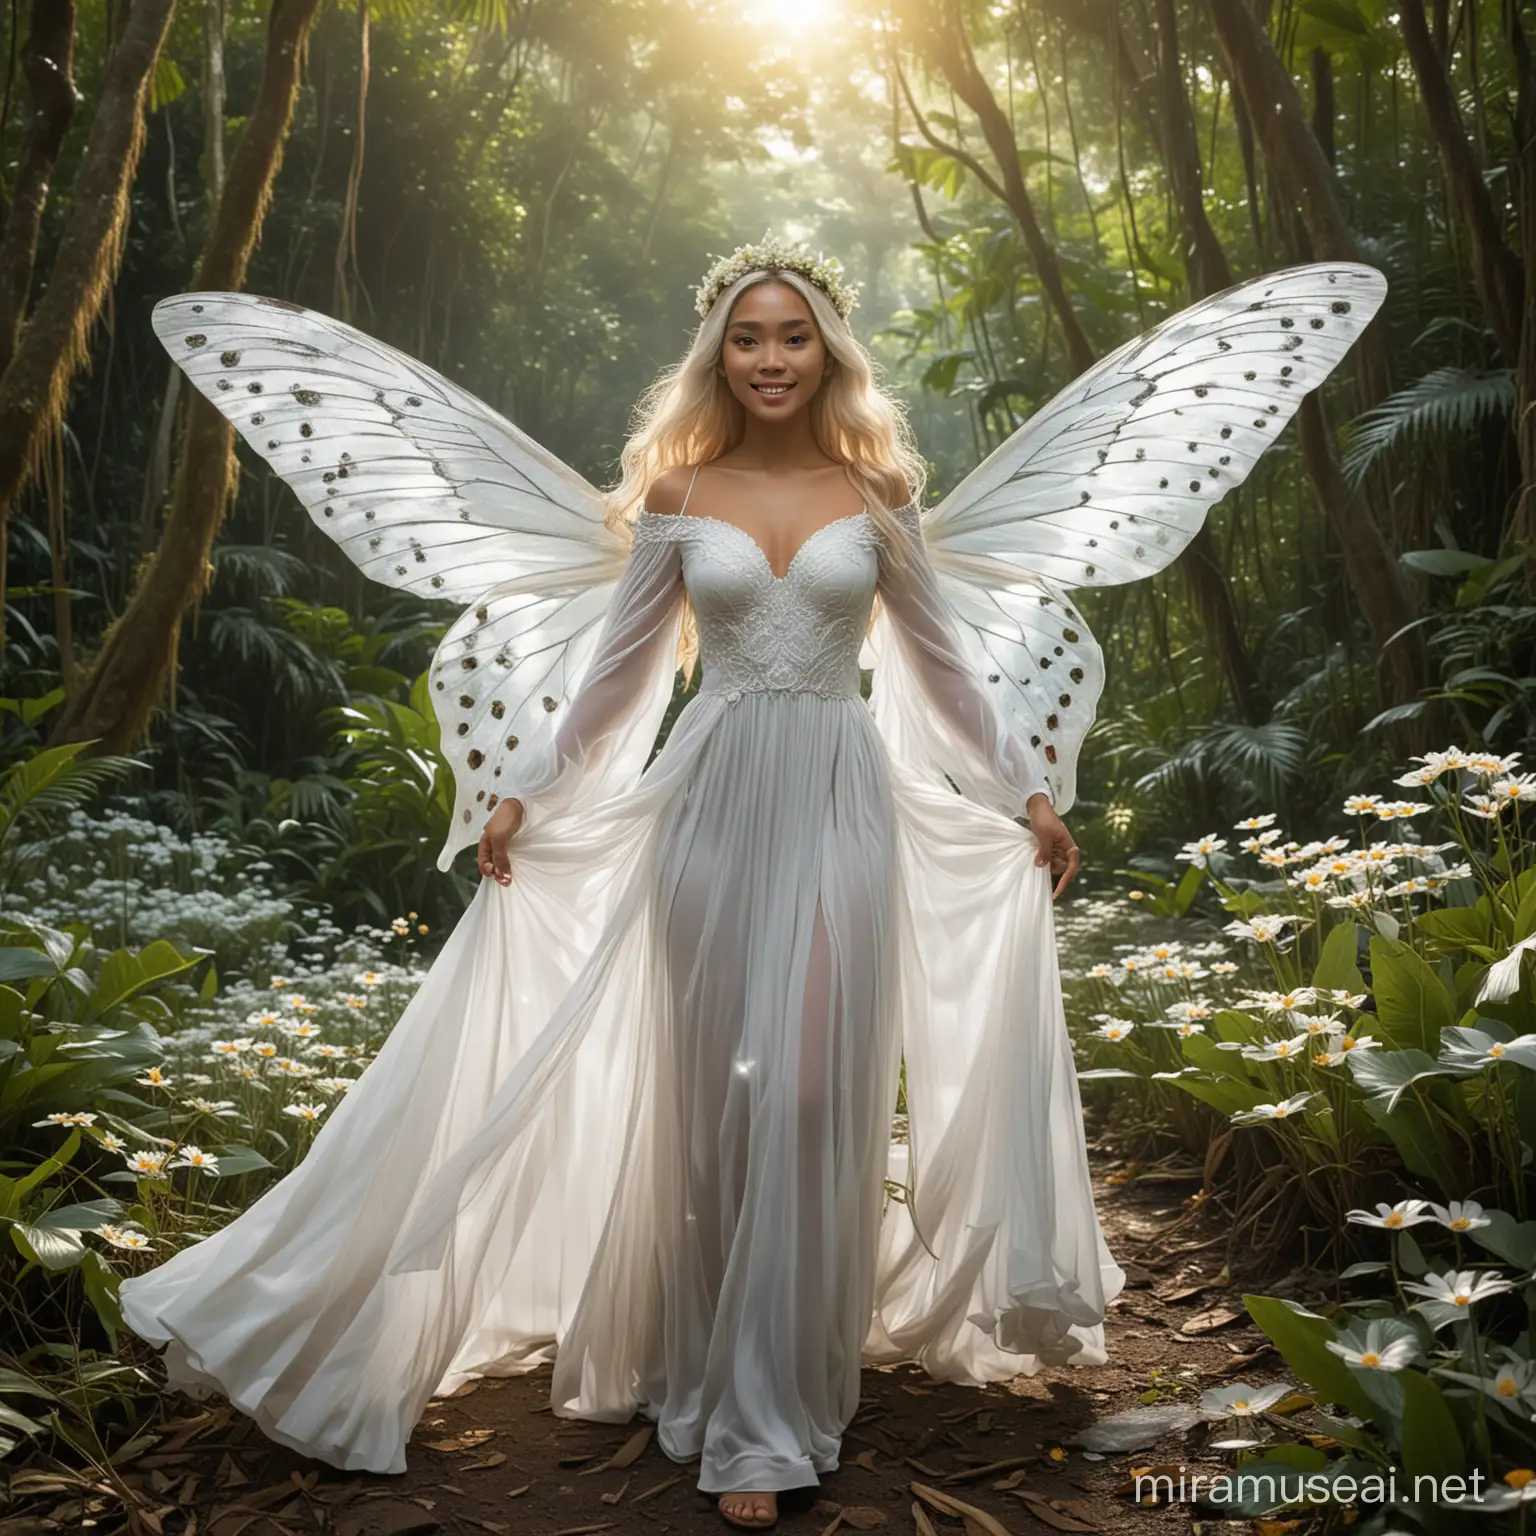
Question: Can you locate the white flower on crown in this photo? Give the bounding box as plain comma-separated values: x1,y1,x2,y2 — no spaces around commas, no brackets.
694,229,862,322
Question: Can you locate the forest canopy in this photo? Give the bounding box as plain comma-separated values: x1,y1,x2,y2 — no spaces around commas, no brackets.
0,0,1529,916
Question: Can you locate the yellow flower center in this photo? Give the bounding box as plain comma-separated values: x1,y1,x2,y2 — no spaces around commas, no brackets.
1505,1470,1535,1490
1360,1353,1380,1367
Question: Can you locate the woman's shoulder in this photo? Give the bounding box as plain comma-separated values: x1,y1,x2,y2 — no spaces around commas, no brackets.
640,465,699,517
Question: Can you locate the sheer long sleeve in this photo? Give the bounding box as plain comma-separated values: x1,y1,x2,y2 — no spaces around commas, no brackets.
496,515,684,834
875,502,1054,818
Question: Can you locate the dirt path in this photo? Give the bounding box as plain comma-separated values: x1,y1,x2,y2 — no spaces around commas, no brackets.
10,1152,1310,1536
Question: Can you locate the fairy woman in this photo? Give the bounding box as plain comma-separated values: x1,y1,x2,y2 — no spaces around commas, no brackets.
119,234,1385,1530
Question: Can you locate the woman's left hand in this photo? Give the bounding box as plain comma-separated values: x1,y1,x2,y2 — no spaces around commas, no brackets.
1025,794,1079,901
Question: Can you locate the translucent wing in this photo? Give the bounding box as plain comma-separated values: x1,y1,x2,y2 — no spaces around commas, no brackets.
152,291,629,868
917,262,1388,813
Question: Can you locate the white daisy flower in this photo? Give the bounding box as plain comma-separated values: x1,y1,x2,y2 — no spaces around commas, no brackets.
1427,1200,1491,1233
94,1224,153,1251
1402,1268,1518,1328
1324,1318,1421,1371
1345,1198,1432,1230
1231,1092,1317,1123
170,1145,220,1175
1177,834,1227,867
1342,794,1384,816
1241,1034,1312,1062
1091,1019,1137,1043
1199,1381,1293,1418
179,1098,238,1116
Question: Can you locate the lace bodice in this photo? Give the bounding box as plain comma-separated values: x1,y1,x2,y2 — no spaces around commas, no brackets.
633,509,879,699
493,498,1055,834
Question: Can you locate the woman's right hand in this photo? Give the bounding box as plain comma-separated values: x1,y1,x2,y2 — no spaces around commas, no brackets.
478,799,526,885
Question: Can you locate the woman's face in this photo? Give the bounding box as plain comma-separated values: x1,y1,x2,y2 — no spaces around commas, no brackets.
718,278,831,422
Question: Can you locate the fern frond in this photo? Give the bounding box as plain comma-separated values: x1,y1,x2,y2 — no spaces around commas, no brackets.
1341,366,1515,486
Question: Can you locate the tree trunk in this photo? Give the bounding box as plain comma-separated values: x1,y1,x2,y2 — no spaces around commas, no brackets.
54,0,325,752
1293,393,1427,704
1506,7,1536,577
0,0,169,531
1204,0,1428,703
1309,46,1334,167
0,0,78,378
923,0,1095,373
1148,0,1269,726
1204,0,1394,400
1397,0,1524,366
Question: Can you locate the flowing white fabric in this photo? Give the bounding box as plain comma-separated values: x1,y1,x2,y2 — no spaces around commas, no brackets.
119,495,1124,1488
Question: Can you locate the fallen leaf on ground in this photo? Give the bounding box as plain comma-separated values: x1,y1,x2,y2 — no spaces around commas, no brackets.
1178,1306,1243,1335
943,1456,1036,1483
1012,1489,1097,1533
837,1507,888,1529
609,1425,654,1468
631,1472,685,1505
909,1481,1011,1536
460,1451,507,1471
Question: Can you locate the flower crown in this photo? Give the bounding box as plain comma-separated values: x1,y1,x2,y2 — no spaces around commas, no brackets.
693,228,862,323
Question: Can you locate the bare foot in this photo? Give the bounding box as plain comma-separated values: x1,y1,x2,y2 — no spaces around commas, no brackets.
717,1490,778,1528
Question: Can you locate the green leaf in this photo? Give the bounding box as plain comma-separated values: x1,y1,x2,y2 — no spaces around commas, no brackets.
1357,1093,1466,1191
1470,1210,1536,1271
0,948,58,983
1400,550,1491,577
1243,1295,1377,1418
1344,1047,1449,1110
0,1400,45,1437
0,1367,59,1400
81,1249,123,1346
10,1221,86,1270
204,1143,276,1178
0,1129,81,1218
1414,905,1495,951
31,1198,122,1232
1314,922,1365,993
1164,1074,1269,1117
1398,1369,1463,1480
1370,937,1456,1051
85,940,203,1022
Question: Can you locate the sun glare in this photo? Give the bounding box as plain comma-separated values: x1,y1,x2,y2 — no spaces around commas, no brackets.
739,0,839,34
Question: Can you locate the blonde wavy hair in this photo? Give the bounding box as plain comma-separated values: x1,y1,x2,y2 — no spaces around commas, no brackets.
602,266,929,679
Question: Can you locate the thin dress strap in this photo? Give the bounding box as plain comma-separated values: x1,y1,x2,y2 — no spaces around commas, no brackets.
679,463,701,515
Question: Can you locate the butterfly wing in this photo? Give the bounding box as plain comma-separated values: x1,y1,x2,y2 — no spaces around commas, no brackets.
153,291,629,868
918,262,1388,813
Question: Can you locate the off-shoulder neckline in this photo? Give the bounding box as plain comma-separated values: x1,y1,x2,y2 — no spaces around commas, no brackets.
638,508,876,584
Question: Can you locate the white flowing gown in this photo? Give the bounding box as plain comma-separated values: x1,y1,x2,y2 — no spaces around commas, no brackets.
118,484,1125,1492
